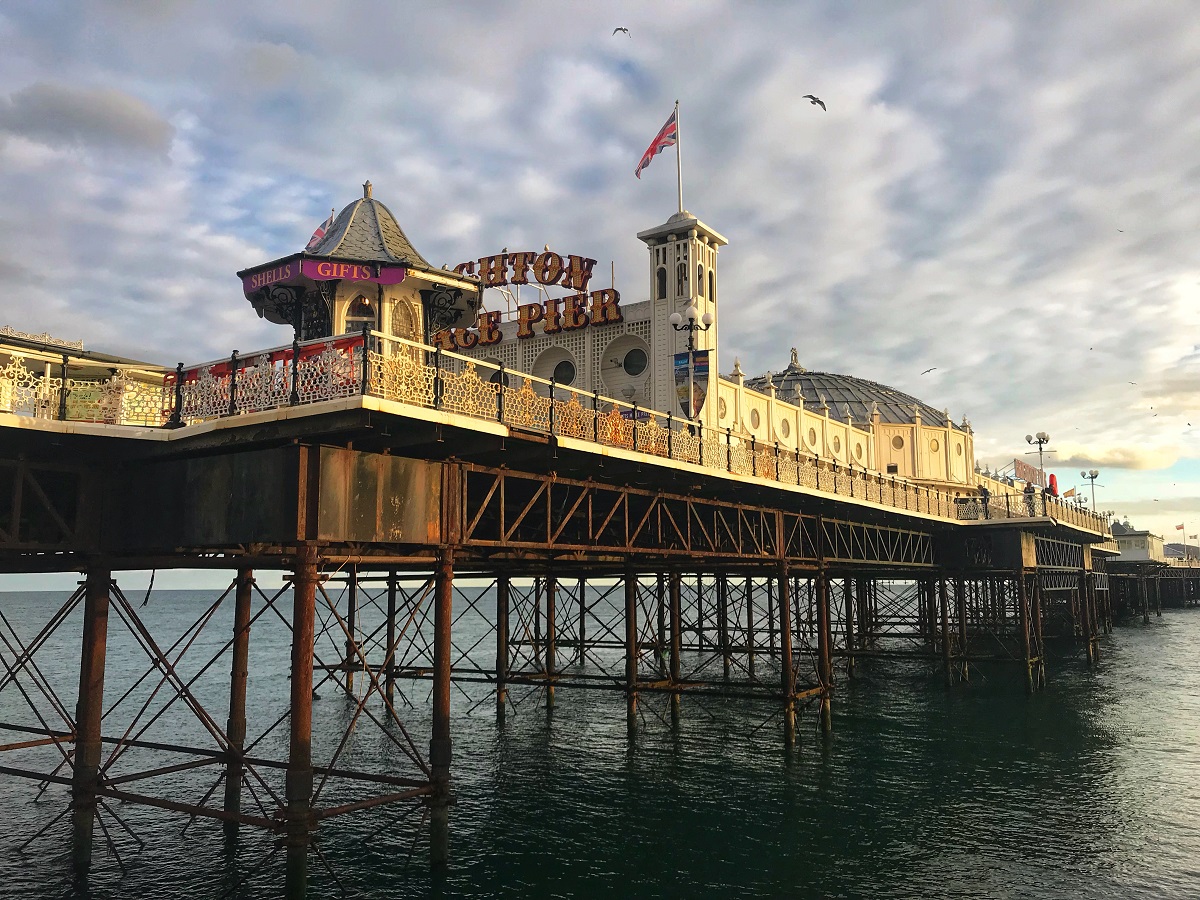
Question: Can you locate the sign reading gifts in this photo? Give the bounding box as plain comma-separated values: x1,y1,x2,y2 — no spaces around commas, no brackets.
434,249,624,350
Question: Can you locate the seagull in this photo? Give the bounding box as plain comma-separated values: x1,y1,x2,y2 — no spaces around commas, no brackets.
803,94,826,111
1129,381,1137,385
613,26,630,36
920,367,937,375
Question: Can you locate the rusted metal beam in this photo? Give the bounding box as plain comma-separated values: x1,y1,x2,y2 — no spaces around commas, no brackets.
72,563,110,876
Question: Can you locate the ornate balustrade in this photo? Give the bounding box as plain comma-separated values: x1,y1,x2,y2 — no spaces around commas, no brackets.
1,328,1112,536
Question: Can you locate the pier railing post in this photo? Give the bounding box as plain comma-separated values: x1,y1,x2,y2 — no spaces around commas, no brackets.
227,350,239,416
286,545,318,898
72,563,110,877
167,362,184,428
223,567,253,837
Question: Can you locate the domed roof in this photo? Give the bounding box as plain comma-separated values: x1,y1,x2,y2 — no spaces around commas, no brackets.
745,348,967,431
306,181,432,269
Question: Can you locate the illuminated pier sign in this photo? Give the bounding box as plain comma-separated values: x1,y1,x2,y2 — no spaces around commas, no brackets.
435,249,623,350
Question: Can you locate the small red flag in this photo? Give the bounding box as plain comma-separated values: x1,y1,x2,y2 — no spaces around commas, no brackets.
635,110,678,179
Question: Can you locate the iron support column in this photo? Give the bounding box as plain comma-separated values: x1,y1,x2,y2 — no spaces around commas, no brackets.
430,549,454,868
385,571,397,703
1018,572,1034,696
285,546,318,899
816,570,832,734
844,577,856,680
625,568,638,727
496,575,509,722
669,571,682,721
344,564,358,693
955,576,968,682
72,564,110,877
939,578,952,687
778,562,795,748
545,576,556,706
223,568,253,836
577,577,587,665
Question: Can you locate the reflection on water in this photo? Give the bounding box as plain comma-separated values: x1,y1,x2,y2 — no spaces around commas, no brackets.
2,591,1199,899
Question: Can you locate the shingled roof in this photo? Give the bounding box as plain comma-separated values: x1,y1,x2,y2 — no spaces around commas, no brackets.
745,348,967,431
306,181,433,268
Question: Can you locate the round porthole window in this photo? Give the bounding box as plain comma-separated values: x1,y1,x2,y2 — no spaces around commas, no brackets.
930,439,940,452
780,419,790,438
855,443,863,460
891,435,905,450
553,360,576,386
832,436,841,453
750,409,761,429
956,443,963,456
623,347,648,377
808,427,818,446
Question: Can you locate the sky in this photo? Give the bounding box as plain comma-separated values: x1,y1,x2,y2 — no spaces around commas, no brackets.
0,0,1198,544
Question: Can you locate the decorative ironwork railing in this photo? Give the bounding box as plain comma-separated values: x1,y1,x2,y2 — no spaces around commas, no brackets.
0,328,1111,535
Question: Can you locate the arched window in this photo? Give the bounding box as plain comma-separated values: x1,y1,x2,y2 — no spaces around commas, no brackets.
345,295,377,333
697,264,704,296
676,262,686,296
708,270,715,303
656,267,667,300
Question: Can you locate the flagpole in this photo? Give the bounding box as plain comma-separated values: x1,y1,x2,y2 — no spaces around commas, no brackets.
675,99,683,213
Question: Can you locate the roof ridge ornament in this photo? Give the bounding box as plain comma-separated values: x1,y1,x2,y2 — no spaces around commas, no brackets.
363,180,373,199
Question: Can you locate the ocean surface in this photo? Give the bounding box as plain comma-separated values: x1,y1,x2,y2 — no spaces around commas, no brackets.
1,588,1199,899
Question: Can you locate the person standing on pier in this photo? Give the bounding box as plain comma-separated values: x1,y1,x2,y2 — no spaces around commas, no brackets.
1024,480,1037,516
978,483,991,520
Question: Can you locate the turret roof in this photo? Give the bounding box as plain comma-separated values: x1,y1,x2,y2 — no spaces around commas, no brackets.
306,181,433,268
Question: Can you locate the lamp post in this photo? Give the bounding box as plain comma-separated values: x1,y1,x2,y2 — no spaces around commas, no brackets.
1024,431,1052,486
669,306,713,420
1080,469,1101,508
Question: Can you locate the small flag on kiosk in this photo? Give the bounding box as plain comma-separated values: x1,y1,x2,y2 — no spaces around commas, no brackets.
1176,523,1185,530
635,109,678,179
1062,488,1076,498
305,209,335,250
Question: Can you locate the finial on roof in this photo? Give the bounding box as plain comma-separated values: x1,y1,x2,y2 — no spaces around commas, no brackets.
732,358,744,377
790,347,799,367
363,180,373,199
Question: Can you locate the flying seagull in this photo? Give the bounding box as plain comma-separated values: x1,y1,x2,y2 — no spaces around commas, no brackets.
920,367,937,375
613,26,630,35
803,94,826,111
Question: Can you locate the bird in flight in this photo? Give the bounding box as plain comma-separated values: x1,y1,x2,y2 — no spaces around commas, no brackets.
613,26,630,36
1129,381,1137,385
920,367,937,375
803,94,826,111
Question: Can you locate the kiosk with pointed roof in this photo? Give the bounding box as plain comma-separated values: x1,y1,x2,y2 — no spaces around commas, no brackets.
238,181,480,343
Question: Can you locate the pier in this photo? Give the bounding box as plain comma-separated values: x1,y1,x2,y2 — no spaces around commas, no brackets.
0,324,1114,895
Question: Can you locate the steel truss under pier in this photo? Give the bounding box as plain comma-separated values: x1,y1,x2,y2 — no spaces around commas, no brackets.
0,406,1112,897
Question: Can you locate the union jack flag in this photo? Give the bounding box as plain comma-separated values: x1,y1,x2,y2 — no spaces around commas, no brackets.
635,110,677,179
305,209,334,250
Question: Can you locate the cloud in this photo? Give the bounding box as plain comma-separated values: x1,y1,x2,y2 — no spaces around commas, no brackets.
1057,447,1181,471
0,82,174,155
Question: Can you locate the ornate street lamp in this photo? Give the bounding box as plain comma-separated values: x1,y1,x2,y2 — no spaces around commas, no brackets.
1080,469,1101,508
1024,431,1052,486
669,306,713,420
669,306,713,352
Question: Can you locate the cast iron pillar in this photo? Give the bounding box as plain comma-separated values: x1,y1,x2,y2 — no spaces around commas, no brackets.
1018,571,1034,695
778,562,796,748
815,569,832,734
939,578,952,687
625,567,639,729
669,571,682,722
72,564,110,877
545,576,557,707
223,568,253,837
430,549,454,869
844,577,857,680
344,564,358,693
496,575,509,722
285,546,318,899
385,571,397,703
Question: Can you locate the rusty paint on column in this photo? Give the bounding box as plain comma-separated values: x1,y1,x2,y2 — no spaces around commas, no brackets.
72,563,110,876
431,548,454,868
286,545,318,899
1018,571,1034,696
223,568,253,836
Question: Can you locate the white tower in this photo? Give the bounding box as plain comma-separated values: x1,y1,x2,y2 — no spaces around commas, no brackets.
637,211,728,431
